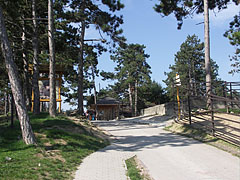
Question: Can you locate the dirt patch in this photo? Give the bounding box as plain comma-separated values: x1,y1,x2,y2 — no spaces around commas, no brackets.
35,132,47,139
36,149,65,163
54,139,67,145
67,116,111,143
45,125,86,135
45,150,65,162
35,153,44,159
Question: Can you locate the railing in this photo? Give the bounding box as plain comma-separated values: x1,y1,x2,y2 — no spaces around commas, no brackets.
173,81,240,147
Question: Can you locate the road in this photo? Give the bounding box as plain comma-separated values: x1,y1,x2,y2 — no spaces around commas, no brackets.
75,116,240,180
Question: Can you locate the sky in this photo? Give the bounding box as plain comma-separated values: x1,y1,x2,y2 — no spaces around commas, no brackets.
62,0,240,110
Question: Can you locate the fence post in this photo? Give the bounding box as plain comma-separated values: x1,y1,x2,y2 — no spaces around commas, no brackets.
188,93,191,125
230,82,233,109
210,96,215,136
225,81,229,113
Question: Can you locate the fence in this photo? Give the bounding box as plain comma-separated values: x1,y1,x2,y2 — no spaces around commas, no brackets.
173,81,240,147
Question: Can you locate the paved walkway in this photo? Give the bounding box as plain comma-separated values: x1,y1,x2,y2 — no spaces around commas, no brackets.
74,116,240,180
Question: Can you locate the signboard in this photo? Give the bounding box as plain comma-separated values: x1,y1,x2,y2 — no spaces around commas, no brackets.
39,79,60,100
175,74,181,86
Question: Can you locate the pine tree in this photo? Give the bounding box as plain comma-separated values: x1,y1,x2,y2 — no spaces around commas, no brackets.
64,0,124,115
154,0,239,108
32,0,41,114
105,43,151,116
48,0,56,117
0,5,36,144
224,13,240,75
138,80,169,108
164,35,219,100
154,0,239,29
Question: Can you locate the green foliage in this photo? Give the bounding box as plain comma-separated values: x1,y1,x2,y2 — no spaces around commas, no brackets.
60,0,125,105
164,35,220,100
217,108,240,114
100,43,169,112
138,80,169,108
0,113,108,179
125,156,143,180
224,13,240,74
0,0,126,110
110,43,151,91
154,0,239,29
100,43,152,112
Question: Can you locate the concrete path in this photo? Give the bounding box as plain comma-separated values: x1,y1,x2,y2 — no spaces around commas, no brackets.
74,116,240,180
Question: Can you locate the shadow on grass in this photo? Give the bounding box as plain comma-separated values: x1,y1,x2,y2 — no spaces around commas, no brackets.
0,113,105,153
39,127,106,152
0,113,108,180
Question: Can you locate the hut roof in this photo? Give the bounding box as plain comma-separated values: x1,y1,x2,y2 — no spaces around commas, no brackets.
97,96,119,105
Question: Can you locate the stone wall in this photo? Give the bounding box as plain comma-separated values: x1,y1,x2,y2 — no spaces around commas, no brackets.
140,102,175,116
140,99,236,117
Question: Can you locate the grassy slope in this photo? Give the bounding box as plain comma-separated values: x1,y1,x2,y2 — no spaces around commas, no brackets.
0,113,108,180
165,123,240,157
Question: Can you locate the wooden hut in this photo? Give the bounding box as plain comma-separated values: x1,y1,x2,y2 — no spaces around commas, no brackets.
91,97,120,120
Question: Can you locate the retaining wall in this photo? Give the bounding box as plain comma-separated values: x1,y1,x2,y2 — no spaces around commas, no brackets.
140,102,175,116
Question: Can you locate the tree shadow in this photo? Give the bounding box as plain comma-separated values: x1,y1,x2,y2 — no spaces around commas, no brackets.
99,131,202,152
94,120,203,153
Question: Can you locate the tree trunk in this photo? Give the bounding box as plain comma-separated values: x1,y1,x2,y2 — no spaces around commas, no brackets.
48,0,56,117
10,93,14,127
193,61,197,96
22,18,31,111
128,83,133,116
0,6,36,144
32,0,40,114
204,0,212,109
188,59,193,95
134,80,138,117
91,63,98,120
77,21,85,115
4,91,9,116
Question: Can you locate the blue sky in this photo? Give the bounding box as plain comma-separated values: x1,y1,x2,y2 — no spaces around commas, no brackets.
62,0,240,110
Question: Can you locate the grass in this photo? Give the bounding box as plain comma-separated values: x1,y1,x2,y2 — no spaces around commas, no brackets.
217,108,240,114
125,156,143,180
0,113,109,180
164,123,240,157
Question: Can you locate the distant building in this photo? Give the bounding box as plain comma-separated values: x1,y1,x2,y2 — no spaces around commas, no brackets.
91,97,120,120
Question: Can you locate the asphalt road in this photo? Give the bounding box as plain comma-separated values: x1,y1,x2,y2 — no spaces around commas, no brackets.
96,118,240,180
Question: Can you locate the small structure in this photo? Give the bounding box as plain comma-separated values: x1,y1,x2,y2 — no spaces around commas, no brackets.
91,97,120,120
29,64,63,113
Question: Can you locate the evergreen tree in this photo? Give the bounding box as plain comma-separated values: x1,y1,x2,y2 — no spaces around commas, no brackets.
102,43,151,116
164,35,219,100
48,0,56,117
0,5,36,144
154,0,239,29
224,13,240,75
138,80,169,108
63,0,125,115
154,0,239,108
